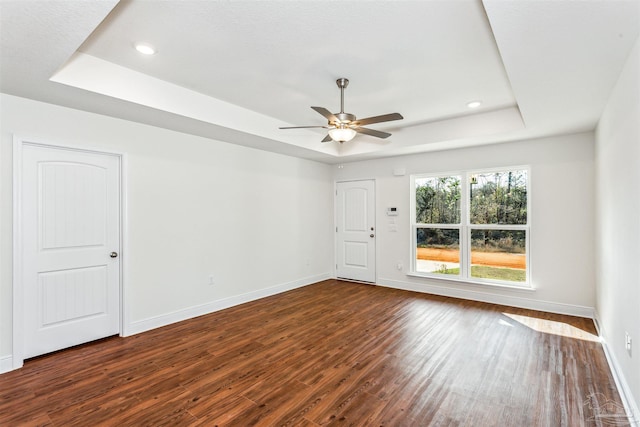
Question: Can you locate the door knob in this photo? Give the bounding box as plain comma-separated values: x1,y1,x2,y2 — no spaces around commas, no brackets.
370,234,375,238
110,252,118,258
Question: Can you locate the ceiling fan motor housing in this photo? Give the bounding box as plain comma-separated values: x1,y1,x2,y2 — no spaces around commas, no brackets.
335,112,356,124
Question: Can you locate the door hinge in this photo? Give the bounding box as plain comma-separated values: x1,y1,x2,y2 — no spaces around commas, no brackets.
336,227,338,232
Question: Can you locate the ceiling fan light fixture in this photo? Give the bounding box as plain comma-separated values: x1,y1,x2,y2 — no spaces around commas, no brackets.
328,126,357,143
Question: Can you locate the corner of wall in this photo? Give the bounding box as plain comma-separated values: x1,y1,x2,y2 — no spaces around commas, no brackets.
595,311,640,424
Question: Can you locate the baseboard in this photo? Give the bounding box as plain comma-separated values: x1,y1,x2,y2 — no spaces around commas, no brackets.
594,312,640,425
0,355,14,374
124,273,331,337
377,277,595,318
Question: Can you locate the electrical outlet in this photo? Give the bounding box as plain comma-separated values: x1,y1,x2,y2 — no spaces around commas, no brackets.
208,275,215,286
625,332,632,355
396,262,403,271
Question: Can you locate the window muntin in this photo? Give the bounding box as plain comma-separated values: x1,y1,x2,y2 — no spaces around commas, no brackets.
411,168,529,286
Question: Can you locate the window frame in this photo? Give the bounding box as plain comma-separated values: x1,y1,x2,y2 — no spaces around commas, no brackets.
410,166,531,288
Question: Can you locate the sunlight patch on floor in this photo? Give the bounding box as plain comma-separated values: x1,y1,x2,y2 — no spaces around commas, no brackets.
502,313,600,342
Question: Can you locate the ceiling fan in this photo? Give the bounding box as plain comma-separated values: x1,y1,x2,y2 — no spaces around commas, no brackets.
280,78,403,143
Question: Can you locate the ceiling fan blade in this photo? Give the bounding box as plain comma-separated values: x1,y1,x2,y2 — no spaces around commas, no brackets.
279,125,328,129
353,112,403,127
311,106,338,123
321,134,333,143
355,127,392,139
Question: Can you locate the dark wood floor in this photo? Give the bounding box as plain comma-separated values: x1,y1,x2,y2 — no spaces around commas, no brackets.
0,280,626,426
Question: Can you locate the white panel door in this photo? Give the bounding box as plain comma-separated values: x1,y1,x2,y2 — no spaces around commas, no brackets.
336,180,376,282
21,143,121,358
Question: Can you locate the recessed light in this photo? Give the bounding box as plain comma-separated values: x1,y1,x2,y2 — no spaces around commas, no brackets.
134,43,156,55
467,101,482,109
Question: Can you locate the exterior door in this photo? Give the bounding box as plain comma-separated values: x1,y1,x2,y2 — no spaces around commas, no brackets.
20,143,121,359
336,180,376,282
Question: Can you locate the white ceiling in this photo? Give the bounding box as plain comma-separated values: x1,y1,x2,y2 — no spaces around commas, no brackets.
1,0,638,164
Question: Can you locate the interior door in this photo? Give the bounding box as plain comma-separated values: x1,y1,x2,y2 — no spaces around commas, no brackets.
20,143,121,359
336,180,376,282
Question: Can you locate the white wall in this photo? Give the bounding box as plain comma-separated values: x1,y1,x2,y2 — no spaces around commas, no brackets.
596,36,640,414
334,132,596,315
0,94,333,366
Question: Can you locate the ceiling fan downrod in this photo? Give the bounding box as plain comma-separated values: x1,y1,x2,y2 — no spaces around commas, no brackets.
337,78,348,114
335,78,355,124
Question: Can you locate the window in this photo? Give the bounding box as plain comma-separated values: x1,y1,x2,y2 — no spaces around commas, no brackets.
414,175,462,276
411,168,529,286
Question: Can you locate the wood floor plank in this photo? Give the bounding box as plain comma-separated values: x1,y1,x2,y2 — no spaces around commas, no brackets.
47,392,141,427
0,279,627,426
117,388,198,427
230,379,314,426
187,392,256,422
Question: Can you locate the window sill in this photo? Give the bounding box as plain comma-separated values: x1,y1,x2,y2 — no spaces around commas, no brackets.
406,272,536,292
